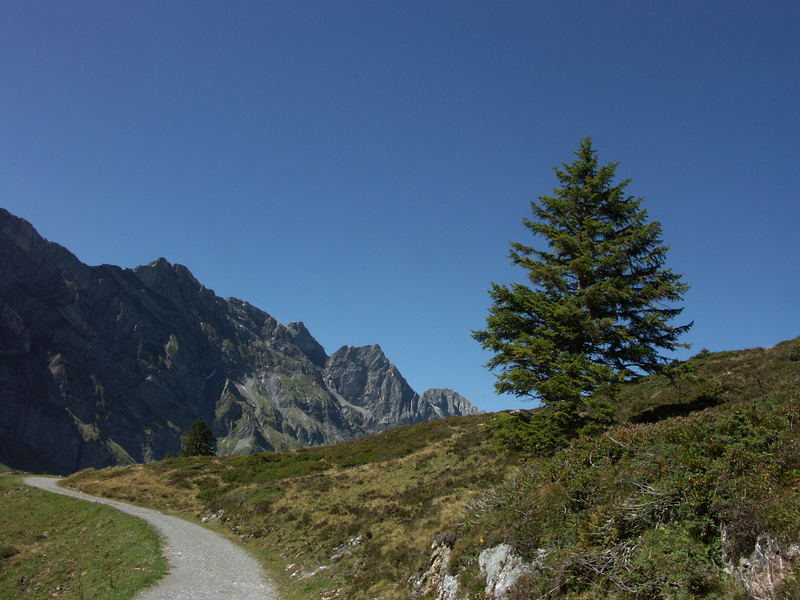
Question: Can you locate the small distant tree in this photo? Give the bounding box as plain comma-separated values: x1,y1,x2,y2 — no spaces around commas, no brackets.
179,418,216,457
474,137,692,452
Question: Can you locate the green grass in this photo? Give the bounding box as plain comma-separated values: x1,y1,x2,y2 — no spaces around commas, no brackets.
0,474,166,600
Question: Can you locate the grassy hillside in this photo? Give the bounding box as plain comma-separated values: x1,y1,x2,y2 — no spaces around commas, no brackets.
0,474,166,600
450,337,800,599
65,337,800,599
68,414,514,599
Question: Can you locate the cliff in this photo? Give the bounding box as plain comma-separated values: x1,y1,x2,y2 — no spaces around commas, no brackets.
0,208,479,474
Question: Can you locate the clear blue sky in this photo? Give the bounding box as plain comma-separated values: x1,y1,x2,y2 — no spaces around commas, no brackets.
2,1,797,412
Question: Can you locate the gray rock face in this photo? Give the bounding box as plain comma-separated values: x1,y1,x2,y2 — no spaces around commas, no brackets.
0,208,479,474
478,544,546,599
325,344,420,429
412,540,545,600
419,388,481,420
411,539,459,600
724,533,800,599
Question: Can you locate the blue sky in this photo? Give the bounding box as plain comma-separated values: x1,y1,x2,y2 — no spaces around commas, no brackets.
2,1,797,412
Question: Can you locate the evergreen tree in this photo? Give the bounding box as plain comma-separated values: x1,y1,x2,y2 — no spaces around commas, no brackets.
474,138,691,443
178,418,216,457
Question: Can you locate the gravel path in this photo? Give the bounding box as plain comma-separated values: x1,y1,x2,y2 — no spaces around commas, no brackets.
24,476,280,600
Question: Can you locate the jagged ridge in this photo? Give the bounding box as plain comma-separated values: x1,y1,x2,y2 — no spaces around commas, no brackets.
0,208,479,474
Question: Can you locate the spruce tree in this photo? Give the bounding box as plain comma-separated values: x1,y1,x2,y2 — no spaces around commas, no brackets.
474,137,691,443
178,418,216,457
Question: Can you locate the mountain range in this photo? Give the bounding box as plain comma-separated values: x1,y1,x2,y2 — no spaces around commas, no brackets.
0,208,478,475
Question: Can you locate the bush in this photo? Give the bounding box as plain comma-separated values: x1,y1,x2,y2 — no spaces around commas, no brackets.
486,397,612,456
0,544,19,559
456,381,800,598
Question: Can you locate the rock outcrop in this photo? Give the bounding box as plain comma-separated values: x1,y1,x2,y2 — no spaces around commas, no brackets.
419,388,479,420
0,208,480,474
411,538,459,600
725,533,800,599
412,540,546,600
479,544,546,599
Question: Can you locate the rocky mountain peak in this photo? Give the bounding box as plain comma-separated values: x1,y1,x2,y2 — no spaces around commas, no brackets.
286,321,327,367
131,257,213,315
134,257,203,290
0,207,480,475
325,344,400,409
420,388,482,418
0,207,37,247
0,209,84,281
329,344,389,369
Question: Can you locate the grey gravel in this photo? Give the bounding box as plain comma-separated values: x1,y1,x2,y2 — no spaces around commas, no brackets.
24,477,280,600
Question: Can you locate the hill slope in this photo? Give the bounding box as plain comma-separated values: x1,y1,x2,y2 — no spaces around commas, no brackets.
0,208,478,475
0,473,165,600
66,338,800,599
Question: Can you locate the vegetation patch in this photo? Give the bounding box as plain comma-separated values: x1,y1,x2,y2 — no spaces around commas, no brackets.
450,338,800,599
0,474,166,600
67,414,511,599
64,339,800,599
